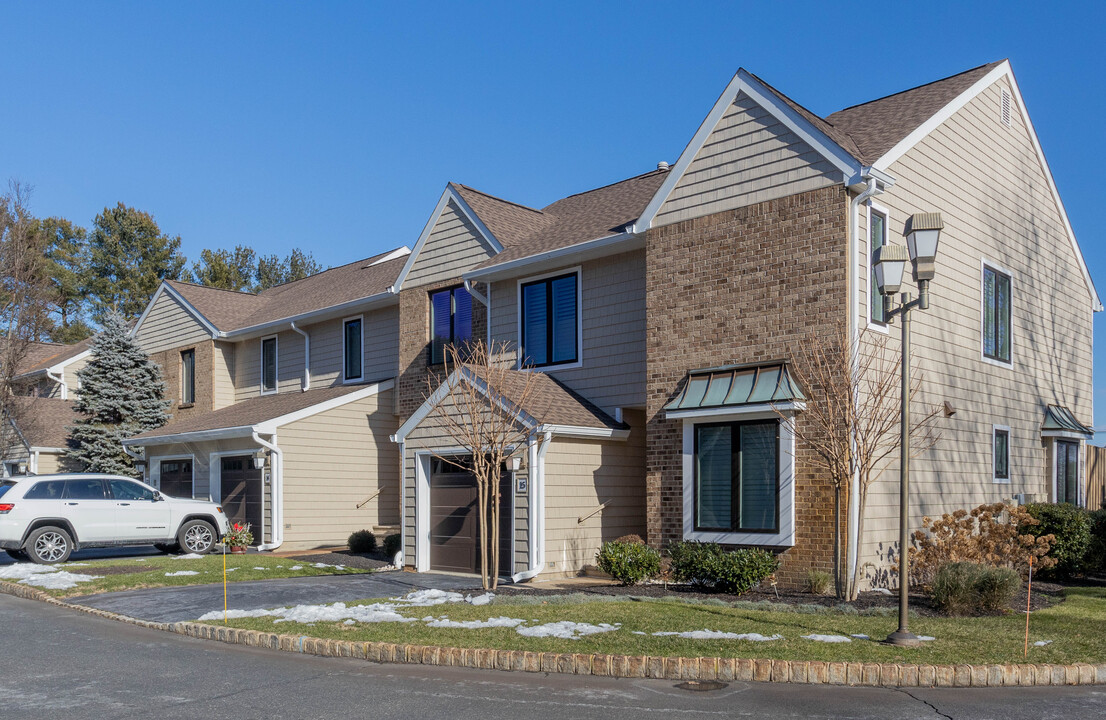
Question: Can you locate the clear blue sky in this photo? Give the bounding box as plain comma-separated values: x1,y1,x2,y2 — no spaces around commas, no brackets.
5,1,1105,428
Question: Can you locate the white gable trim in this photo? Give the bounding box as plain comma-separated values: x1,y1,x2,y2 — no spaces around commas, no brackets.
873,60,1100,311
635,69,863,232
392,185,505,293
130,283,220,340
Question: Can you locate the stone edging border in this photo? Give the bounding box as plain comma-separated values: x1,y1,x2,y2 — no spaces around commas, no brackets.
3,579,1103,687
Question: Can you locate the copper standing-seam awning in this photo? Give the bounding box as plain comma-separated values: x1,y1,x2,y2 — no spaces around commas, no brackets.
664,362,806,413
1042,405,1094,436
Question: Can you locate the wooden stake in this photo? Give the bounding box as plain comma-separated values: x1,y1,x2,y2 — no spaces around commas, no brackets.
1024,555,1033,658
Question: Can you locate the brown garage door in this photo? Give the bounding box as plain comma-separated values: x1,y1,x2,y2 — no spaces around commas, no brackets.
429,457,511,575
221,456,262,536
158,459,193,498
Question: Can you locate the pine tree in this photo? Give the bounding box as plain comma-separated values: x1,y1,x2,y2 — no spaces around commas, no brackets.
66,313,170,476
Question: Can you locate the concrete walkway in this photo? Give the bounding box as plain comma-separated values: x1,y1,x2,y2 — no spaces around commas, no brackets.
71,570,482,623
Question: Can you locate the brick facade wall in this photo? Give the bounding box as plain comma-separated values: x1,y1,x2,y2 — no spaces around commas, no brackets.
645,185,849,587
152,339,214,423
396,279,487,421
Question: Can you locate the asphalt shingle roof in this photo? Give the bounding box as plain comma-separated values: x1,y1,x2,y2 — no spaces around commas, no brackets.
14,337,92,377
458,366,627,432
8,397,77,449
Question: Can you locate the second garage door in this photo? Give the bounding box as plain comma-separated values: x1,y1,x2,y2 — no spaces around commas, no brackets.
429,457,511,575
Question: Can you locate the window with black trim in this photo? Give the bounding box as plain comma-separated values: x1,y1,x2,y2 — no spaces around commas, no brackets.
1056,440,1079,505
343,317,363,381
429,286,472,365
180,349,195,405
870,210,887,324
261,336,277,393
993,427,1010,481
983,265,1011,363
520,272,578,367
694,420,779,532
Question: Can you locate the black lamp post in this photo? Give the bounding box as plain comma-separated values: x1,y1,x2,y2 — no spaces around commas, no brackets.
873,212,943,647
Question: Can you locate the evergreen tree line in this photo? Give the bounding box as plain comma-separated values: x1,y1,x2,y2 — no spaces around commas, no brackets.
33,201,323,343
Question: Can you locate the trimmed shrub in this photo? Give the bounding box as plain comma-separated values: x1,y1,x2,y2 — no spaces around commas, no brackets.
805,569,833,596
1024,503,1092,578
930,562,1021,615
383,533,402,559
348,529,377,554
667,541,779,595
596,541,661,586
1087,509,1106,575
615,534,645,545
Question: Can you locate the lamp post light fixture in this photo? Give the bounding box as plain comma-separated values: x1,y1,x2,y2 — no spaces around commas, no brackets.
873,211,943,647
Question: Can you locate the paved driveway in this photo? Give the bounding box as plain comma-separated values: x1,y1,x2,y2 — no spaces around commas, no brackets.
70,570,481,623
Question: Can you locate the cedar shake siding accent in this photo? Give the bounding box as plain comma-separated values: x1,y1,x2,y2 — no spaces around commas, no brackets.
405,199,498,289
654,92,840,228
854,76,1095,578
134,291,212,354
645,185,849,587
487,250,647,415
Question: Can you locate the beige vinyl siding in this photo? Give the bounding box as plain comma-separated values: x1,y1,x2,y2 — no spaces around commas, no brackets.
33,451,63,475
543,411,646,575
854,77,1095,583
60,355,88,396
212,343,235,410
233,329,305,401
279,389,399,550
305,306,400,388
405,199,497,289
654,92,841,227
488,250,647,415
135,292,212,355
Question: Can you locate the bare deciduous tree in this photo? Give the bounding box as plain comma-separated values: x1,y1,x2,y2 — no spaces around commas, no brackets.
0,182,50,463
425,340,542,590
779,323,940,599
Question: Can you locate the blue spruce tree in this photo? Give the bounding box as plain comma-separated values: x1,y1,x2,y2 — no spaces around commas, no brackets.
66,313,169,475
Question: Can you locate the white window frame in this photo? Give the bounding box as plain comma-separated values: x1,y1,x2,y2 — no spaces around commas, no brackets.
866,201,890,334
980,259,1014,369
680,409,796,547
149,453,196,498
342,315,364,383
515,266,583,372
260,334,279,395
992,424,1011,484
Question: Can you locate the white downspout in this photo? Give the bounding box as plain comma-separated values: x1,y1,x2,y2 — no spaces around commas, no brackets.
30,450,39,475
463,278,488,306
512,431,552,583
46,369,67,400
252,431,284,551
846,177,883,592
394,439,406,568
290,322,310,391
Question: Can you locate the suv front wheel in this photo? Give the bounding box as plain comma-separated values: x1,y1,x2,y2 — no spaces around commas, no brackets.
25,526,74,564
177,520,217,555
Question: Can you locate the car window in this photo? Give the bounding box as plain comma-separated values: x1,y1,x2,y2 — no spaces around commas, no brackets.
63,479,108,500
0,480,16,498
109,479,156,501
23,480,65,500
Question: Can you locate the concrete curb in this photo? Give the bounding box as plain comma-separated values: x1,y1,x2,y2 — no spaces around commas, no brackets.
3,579,1103,687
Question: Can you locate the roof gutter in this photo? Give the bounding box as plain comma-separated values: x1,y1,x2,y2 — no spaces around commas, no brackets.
290,322,310,391
252,430,284,552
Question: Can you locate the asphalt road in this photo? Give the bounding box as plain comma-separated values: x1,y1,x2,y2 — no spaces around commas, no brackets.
3,594,1105,720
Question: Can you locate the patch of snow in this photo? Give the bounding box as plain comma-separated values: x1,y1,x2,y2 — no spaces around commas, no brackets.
170,554,205,560
198,601,419,625
289,565,303,570
64,562,89,567
427,616,525,630
134,559,147,562
253,567,266,570
869,588,893,596
164,571,199,577
0,564,61,579
1033,640,1052,647
517,621,620,640
917,635,935,641
398,589,466,607
225,568,238,573
343,619,356,625
653,630,782,642
3,564,104,590
467,593,494,606
803,634,852,643
631,631,647,635
850,634,870,640
312,563,329,568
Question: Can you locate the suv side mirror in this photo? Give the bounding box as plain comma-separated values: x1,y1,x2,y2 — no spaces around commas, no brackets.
152,493,164,502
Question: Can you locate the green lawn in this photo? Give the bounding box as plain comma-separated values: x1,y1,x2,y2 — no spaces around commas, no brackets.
21,554,369,598
209,587,1106,665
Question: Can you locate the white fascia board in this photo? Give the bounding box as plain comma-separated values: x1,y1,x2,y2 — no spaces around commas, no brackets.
464,232,640,282
254,380,394,433
130,283,221,340
223,291,396,340
665,401,806,421
121,425,257,446
391,185,504,293
542,424,629,440
872,60,1100,312
47,349,92,375
28,446,67,453
635,69,862,232
369,246,412,266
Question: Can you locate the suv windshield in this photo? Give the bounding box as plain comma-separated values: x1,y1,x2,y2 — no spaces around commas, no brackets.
0,480,16,499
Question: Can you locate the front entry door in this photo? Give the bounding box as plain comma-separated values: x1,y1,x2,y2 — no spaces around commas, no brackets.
428,457,511,575
1056,441,1080,505
220,456,262,538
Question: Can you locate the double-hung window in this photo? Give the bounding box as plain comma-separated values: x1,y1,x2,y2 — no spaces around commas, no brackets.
869,208,888,325
261,336,277,394
520,271,578,368
343,317,363,382
180,349,195,405
694,420,779,533
429,286,472,365
993,425,1010,482
983,264,1011,364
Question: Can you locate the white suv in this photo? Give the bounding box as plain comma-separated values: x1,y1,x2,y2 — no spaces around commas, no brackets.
0,474,230,564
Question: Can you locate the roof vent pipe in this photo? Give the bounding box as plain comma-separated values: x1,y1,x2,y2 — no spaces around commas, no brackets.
657,161,670,171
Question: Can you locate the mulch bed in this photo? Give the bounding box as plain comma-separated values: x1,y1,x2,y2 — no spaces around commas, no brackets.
288,550,393,571
494,578,1068,617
